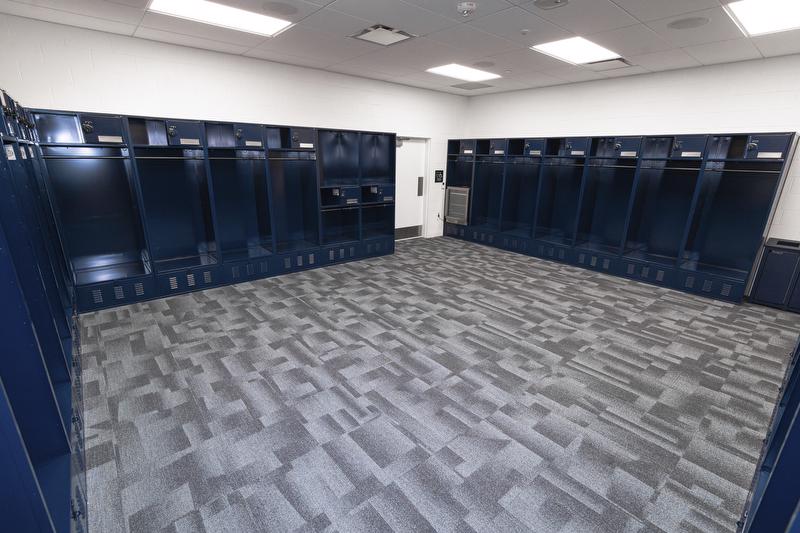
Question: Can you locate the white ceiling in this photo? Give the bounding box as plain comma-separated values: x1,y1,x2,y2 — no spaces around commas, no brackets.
2,0,800,95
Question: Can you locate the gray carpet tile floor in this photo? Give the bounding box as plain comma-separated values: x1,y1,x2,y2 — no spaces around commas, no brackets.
79,237,800,533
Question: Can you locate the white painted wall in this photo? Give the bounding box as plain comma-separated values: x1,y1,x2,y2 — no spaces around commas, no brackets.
465,54,800,240
0,14,465,239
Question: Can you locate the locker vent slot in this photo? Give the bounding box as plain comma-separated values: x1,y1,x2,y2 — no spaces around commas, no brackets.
685,276,695,289
578,253,586,264
557,249,565,260
134,283,144,296
169,277,178,290
641,266,650,278
376,243,382,252
284,257,291,269
91,289,103,304
329,250,335,261
308,254,315,265
246,264,254,276
259,261,268,274
488,235,494,244
203,271,212,284
296,255,303,267
114,286,125,300
655,270,665,282
187,273,196,287
602,259,610,270
473,231,478,239
231,266,240,279
627,264,635,275
512,239,518,248
367,244,373,253
721,283,732,297
458,228,464,237
702,280,713,292
590,256,597,267
349,246,355,257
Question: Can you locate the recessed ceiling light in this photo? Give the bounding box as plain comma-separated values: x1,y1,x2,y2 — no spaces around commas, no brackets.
148,0,292,37
531,36,621,65
427,63,501,82
352,25,414,46
724,0,800,37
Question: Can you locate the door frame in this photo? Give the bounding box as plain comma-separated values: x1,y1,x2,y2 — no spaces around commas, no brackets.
396,136,430,240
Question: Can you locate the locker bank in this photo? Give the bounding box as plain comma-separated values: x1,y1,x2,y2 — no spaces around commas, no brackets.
1,1,800,532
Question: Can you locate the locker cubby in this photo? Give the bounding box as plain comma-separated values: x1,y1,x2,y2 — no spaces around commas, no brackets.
319,130,359,186
134,147,218,272
269,150,320,252
471,155,504,229
680,160,783,280
623,159,702,266
360,133,394,184
321,186,360,207
208,148,273,262
362,204,394,239
321,207,359,244
40,144,150,285
575,156,639,254
535,157,585,245
500,154,540,237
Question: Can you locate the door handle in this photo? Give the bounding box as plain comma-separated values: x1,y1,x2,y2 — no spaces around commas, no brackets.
417,176,424,196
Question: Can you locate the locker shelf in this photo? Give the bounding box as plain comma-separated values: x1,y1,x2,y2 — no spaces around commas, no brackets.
221,243,272,262
153,251,218,273
72,254,150,285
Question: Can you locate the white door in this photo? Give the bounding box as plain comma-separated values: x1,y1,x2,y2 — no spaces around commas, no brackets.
395,138,427,238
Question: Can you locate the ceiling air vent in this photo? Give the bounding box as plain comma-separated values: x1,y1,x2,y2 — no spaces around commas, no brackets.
352,25,414,46
586,58,632,71
451,82,493,90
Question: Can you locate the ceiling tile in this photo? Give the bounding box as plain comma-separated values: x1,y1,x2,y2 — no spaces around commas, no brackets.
684,38,762,65
479,47,569,74
588,23,673,57
544,65,607,82
628,48,701,71
329,0,457,36
248,25,375,65
610,0,721,22
403,0,513,22
345,37,471,72
134,27,251,55
507,71,565,88
425,25,517,58
326,53,418,78
646,7,744,47
0,0,138,34
521,0,639,35
244,47,331,68
601,64,650,77
8,0,145,23
211,0,323,22
296,8,374,36
138,12,268,47
752,30,800,58
467,6,570,46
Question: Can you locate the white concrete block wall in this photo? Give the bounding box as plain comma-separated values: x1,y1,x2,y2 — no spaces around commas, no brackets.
0,14,467,239
464,54,800,240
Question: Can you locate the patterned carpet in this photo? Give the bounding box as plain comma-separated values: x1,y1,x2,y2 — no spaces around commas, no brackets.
79,237,800,533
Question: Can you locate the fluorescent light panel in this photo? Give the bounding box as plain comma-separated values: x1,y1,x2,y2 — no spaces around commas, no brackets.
148,0,292,37
426,63,500,82
724,0,800,36
531,36,620,65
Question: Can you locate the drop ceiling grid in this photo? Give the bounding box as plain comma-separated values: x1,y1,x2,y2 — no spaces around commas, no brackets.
0,0,798,95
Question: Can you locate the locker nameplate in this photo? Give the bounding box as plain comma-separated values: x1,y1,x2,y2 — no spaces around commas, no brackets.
529,150,541,156
463,149,473,154
571,150,585,156
98,135,123,143
20,147,27,159
384,196,394,202
493,150,505,155
4,145,15,160
180,138,201,145
245,140,262,147
299,142,314,149
346,198,358,205
757,152,783,159
620,151,637,157
681,151,701,157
